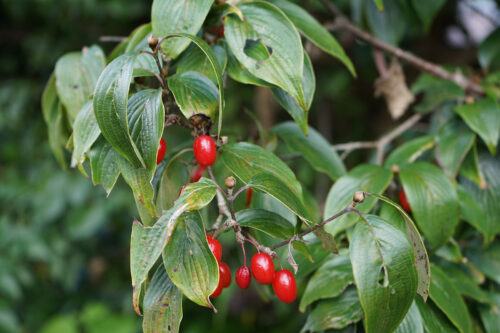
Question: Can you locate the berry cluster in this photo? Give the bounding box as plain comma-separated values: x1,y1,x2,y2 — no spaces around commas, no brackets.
206,234,297,303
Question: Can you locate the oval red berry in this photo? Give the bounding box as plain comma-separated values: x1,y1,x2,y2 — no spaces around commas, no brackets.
272,269,297,303
245,188,253,208
251,253,275,284
399,189,411,213
235,266,251,289
193,135,216,167
156,138,167,164
219,262,231,288
190,165,206,182
206,234,222,262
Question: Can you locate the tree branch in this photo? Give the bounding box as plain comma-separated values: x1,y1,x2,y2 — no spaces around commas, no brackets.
320,0,485,96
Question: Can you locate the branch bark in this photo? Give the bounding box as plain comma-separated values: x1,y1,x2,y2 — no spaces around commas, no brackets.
320,0,485,96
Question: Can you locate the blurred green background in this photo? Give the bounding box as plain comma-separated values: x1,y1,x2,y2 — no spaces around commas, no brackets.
1,0,498,332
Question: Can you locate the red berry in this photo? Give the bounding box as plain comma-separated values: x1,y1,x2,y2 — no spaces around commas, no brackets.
193,135,216,167
245,188,253,208
251,253,275,284
210,276,224,298
235,266,251,289
207,234,222,262
219,25,225,38
273,269,297,303
219,262,231,288
190,165,206,182
177,184,186,198
156,138,166,164
399,189,411,213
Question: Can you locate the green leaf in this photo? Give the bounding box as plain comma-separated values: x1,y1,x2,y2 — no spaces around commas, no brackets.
220,142,303,200
273,121,346,180
163,211,219,308
399,162,459,249
88,138,120,195
323,164,392,236
461,154,500,244
365,0,405,45
478,28,500,71
415,297,456,333
271,51,315,133
368,194,430,301
479,292,500,333
41,73,68,169
459,144,485,188
442,264,492,304
299,251,353,312
71,101,100,167
162,34,224,136
395,301,423,333
411,73,464,113
130,178,217,313
384,135,435,168
177,44,227,83
225,44,273,86
268,0,355,76
373,0,384,11
151,0,214,59
350,215,418,333
168,72,219,120
55,45,106,120
127,89,165,170
411,0,445,31
435,240,464,263
156,156,190,213
458,185,488,240
454,98,500,155
124,23,160,78
429,264,473,333
143,266,183,333
225,1,306,108
93,52,145,168
248,173,315,222
301,287,363,332
236,208,294,239
466,242,500,285
435,120,475,178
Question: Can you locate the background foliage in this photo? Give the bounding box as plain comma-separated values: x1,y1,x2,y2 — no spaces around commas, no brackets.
2,0,500,332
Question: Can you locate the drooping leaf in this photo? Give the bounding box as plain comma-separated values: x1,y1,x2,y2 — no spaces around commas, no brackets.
411,0,446,31
168,72,219,120
461,154,500,244
269,0,355,76
271,51,315,134
151,0,214,59
301,288,363,333
163,211,219,308
429,264,473,333
478,27,500,71
236,209,294,239
143,266,183,333
124,23,160,77
454,98,500,155
248,173,315,223
176,44,227,83
394,301,423,333
93,52,145,167
323,164,392,236
479,292,500,333
41,74,68,169
273,121,346,180
399,162,459,249
55,45,106,120
435,120,475,178
299,251,353,312
220,142,303,200
466,242,500,285
415,297,456,333
368,193,430,301
88,137,120,195
384,135,435,168
71,101,100,167
130,178,217,313
225,1,306,109
411,73,464,113
350,215,418,333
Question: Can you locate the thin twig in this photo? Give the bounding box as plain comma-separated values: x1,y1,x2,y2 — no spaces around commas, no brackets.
320,0,485,95
99,36,128,42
